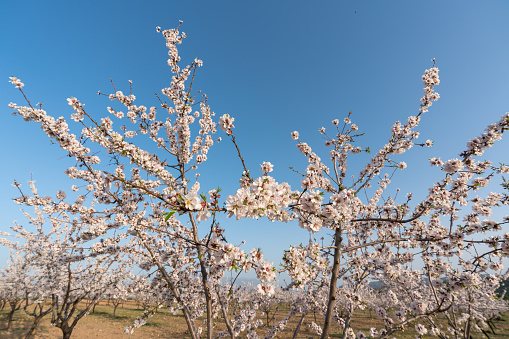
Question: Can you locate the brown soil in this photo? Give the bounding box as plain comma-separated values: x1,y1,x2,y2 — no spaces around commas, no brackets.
1,301,508,338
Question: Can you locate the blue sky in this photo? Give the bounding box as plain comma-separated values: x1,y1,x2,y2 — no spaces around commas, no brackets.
1,1,509,277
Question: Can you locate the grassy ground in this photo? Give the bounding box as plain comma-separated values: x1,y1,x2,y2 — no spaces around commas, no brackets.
0,301,508,338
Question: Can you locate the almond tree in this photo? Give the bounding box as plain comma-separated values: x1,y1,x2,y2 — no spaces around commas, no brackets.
2,180,131,339
224,64,509,338
49,263,126,339
103,274,137,318
0,251,32,331
7,23,272,339
0,246,52,338
8,22,509,339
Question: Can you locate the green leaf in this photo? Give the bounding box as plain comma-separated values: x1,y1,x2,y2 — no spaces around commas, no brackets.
164,210,175,221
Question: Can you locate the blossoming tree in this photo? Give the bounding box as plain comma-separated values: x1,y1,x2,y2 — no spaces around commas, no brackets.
223,62,509,337
6,22,509,339
0,251,32,331
7,23,275,339
1,180,132,339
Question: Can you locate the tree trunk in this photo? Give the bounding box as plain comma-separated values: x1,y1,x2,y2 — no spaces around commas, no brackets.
6,308,15,330
464,294,472,339
138,233,200,339
321,228,342,339
24,315,44,338
292,313,307,339
217,292,234,339
59,323,73,339
188,211,212,338
24,305,52,339
487,320,497,334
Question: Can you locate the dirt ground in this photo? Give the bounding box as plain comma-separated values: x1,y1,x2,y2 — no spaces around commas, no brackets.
1,300,508,338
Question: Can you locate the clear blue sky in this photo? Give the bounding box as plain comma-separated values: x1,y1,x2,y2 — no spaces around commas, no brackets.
2,1,509,276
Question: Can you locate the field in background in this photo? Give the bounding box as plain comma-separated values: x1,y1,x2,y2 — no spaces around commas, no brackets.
1,300,508,338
